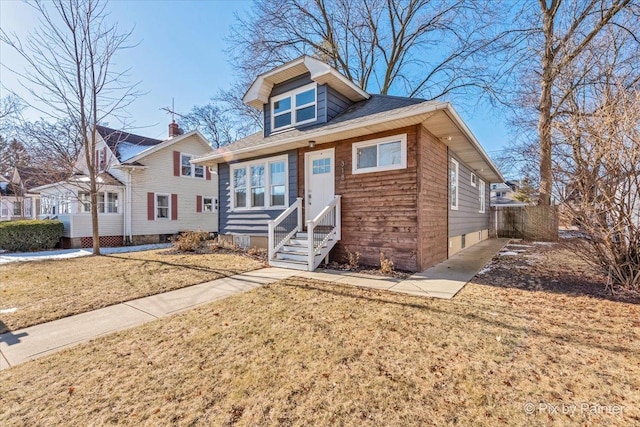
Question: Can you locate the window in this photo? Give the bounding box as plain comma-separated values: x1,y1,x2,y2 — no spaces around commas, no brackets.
203,197,216,212
156,194,170,219
180,153,205,179
96,149,106,172
233,168,247,208
106,192,119,213
352,134,407,174
231,155,288,210
269,162,286,206
58,193,71,214
450,158,459,210
13,201,21,216
479,180,486,213
79,192,91,212
250,164,265,207
470,172,477,187
271,83,317,131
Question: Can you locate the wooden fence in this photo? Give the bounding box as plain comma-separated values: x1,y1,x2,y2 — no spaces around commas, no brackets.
490,205,558,241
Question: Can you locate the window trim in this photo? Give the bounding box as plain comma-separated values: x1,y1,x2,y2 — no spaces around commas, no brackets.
479,179,486,213
230,154,289,211
78,191,120,214
352,134,408,175
270,83,318,132
450,158,459,211
180,153,205,179
470,172,477,187
155,193,171,220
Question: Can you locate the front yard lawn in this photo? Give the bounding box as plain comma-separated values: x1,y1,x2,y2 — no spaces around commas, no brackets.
0,249,265,333
1,242,638,425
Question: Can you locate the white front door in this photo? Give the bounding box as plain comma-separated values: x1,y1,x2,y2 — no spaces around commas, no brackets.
305,148,335,221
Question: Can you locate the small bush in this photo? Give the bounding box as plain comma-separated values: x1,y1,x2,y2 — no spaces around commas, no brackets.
346,247,360,270
173,230,209,252
0,220,64,252
379,252,395,274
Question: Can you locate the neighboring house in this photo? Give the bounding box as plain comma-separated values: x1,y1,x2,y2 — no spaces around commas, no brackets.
0,167,39,221
490,181,529,207
32,123,218,248
194,56,503,272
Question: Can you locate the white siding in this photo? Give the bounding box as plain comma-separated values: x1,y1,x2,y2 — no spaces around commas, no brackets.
129,134,218,235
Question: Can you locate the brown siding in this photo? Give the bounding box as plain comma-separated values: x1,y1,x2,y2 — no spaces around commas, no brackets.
416,125,449,269
298,126,420,271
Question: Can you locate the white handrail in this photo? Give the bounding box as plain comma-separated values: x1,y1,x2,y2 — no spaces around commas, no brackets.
268,197,303,260
306,195,341,269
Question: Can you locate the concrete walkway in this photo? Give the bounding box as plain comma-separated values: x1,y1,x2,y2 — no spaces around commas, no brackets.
0,268,298,370
0,238,508,370
299,238,510,299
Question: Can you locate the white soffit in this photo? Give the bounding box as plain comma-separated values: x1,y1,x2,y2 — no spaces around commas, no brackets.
243,56,369,110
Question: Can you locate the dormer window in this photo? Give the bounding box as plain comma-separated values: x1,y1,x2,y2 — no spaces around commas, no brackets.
271,83,317,131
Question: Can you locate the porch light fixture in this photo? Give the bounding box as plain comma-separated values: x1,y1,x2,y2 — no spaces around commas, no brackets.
440,136,452,141
308,140,316,148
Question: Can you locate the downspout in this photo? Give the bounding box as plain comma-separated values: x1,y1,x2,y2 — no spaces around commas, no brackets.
123,169,132,244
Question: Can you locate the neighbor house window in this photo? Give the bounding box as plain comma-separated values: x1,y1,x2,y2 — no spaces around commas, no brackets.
231,155,288,210
58,193,71,214
180,153,205,178
13,201,21,216
156,194,170,219
79,192,91,212
203,197,216,212
470,172,477,187
450,158,459,210
271,83,317,131
106,192,119,213
352,134,407,174
479,180,486,213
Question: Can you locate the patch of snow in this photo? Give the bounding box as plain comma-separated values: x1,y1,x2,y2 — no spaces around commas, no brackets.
498,251,520,256
532,241,555,245
505,244,533,248
504,248,527,252
117,142,152,162
0,243,171,264
477,266,493,275
0,307,17,314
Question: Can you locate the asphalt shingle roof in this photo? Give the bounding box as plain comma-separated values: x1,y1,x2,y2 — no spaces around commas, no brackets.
96,125,163,161
213,94,430,155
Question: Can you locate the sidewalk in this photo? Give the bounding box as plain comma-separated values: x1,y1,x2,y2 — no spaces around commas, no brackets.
1,238,508,370
0,268,298,370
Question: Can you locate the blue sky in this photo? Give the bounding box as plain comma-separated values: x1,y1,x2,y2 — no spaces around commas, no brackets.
0,0,511,158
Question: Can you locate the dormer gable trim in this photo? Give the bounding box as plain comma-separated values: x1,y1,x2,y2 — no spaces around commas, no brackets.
243,56,369,110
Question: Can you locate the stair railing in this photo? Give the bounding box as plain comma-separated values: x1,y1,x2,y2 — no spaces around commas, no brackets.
268,197,303,261
306,195,342,270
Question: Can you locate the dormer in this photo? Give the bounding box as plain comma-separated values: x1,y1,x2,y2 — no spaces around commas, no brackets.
243,56,370,137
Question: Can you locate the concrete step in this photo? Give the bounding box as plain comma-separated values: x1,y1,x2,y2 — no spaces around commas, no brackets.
268,259,309,271
275,251,318,262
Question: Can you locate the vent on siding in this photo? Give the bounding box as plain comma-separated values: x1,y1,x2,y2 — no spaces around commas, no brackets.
233,235,250,249
461,234,466,249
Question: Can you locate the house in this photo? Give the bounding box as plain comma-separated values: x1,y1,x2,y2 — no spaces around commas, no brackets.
0,167,39,221
490,181,528,207
193,56,503,272
32,123,218,248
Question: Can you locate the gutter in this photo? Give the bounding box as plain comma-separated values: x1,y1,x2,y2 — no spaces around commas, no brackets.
195,101,450,163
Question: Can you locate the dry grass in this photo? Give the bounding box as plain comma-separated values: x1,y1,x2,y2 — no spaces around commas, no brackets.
0,249,265,333
1,247,638,426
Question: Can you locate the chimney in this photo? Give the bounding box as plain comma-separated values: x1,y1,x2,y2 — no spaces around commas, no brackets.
168,120,182,138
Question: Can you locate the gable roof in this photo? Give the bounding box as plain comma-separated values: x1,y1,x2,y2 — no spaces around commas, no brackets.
96,125,163,162
117,129,213,166
244,56,370,110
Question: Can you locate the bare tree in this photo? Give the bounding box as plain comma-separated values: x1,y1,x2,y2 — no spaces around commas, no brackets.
180,101,240,149
227,0,501,102
1,0,140,255
502,0,637,205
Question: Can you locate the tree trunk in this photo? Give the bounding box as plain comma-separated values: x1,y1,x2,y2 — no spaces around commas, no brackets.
538,6,555,206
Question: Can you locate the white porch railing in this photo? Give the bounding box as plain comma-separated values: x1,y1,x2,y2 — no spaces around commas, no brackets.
268,197,303,261
306,195,341,270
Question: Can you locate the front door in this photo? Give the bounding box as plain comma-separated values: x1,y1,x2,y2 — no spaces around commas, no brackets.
305,148,335,221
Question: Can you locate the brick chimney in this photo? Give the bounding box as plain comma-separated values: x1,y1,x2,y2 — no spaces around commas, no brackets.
168,120,182,138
